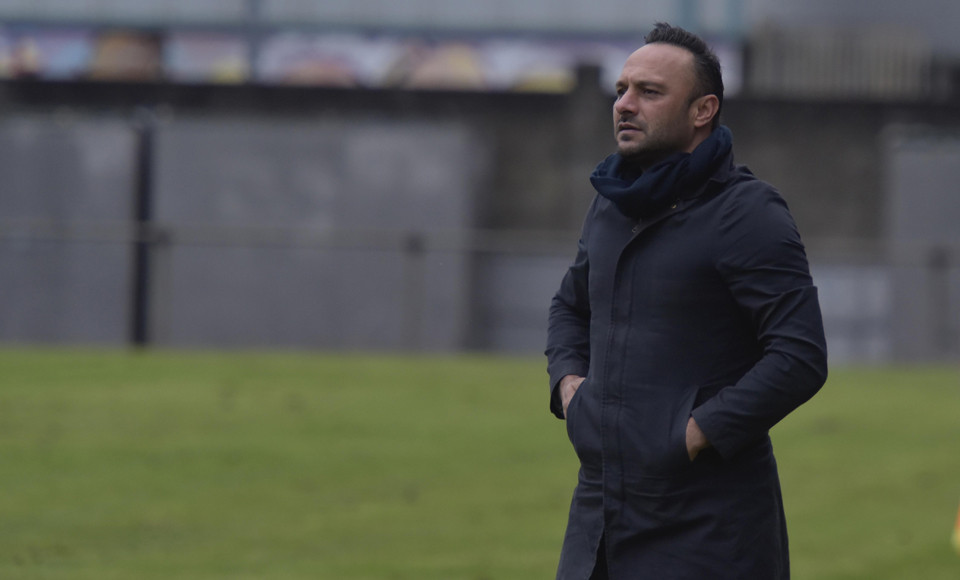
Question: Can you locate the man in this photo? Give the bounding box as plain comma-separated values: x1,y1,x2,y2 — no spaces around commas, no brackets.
545,23,828,579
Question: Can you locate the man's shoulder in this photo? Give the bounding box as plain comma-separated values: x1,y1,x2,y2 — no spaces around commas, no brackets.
724,163,775,192
702,163,802,245
715,164,787,211
708,169,806,263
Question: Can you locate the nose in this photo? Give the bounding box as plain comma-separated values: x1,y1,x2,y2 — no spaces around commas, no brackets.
614,89,636,117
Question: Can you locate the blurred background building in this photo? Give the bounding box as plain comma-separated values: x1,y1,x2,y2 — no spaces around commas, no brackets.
1,0,959,362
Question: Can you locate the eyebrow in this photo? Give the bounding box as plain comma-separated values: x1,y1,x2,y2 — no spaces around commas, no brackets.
615,79,668,92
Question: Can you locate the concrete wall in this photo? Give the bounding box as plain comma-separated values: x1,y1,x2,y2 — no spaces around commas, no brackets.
884,127,960,360
147,117,484,349
2,82,960,360
0,113,487,350
0,116,135,344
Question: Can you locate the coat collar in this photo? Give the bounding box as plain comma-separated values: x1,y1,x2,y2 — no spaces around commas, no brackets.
628,149,737,236
687,149,737,200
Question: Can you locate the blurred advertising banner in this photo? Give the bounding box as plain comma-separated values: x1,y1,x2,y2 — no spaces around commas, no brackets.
256,32,637,93
165,32,249,84
0,26,740,94
0,27,162,81
253,32,740,94
88,31,163,81
0,27,94,79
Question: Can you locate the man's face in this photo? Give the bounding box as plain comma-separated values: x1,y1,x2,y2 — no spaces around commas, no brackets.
613,43,701,167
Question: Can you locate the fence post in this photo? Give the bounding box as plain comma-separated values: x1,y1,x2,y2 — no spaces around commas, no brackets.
129,108,155,347
402,231,426,351
927,245,956,357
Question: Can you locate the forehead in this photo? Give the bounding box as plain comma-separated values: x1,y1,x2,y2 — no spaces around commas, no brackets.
617,42,696,88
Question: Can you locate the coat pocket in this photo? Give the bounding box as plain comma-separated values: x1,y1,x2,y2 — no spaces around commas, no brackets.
564,378,585,444
564,379,602,468
621,384,700,478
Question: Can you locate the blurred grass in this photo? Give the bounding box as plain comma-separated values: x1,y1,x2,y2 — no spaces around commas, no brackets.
0,350,957,579
775,366,960,579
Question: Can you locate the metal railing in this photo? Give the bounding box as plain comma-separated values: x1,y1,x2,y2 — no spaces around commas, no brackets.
3,218,958,361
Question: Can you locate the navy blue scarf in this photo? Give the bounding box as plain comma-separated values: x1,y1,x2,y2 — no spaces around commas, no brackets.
590,125,733,219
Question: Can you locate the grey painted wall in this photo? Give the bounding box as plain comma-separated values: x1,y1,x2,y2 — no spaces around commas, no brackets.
0,117,135,344
147,117,484,349
884,127,960,359
2,86,960,360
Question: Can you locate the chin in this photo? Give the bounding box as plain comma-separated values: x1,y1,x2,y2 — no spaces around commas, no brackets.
617,143,643,158
618,144,649,160
619,147,670,171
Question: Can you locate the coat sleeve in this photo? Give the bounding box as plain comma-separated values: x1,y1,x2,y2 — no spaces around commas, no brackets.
544,200,596,419
691,183,828,459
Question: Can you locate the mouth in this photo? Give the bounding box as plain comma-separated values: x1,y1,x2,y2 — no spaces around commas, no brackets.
617,121,642,135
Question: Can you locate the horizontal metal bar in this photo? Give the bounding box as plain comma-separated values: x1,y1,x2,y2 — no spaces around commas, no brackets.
0,219,577,255
3,219,960,265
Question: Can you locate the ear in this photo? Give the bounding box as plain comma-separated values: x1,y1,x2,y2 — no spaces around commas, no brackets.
690,94,719,129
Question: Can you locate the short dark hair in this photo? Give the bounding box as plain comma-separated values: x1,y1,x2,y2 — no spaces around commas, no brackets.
644,22,724,129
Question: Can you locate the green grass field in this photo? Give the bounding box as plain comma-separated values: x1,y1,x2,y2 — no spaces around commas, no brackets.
0,349,957,579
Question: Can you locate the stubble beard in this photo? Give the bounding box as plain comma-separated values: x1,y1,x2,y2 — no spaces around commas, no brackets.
616,122,689,170
617,133,674,170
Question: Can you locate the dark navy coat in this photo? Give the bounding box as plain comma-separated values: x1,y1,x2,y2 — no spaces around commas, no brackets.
546,152,828,579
